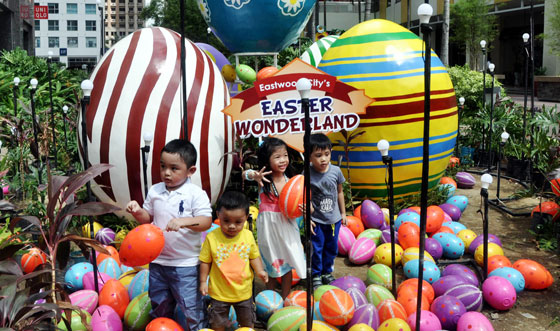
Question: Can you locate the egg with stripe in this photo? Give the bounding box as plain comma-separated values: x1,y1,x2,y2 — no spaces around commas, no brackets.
319,19,457,200
81,27,233,218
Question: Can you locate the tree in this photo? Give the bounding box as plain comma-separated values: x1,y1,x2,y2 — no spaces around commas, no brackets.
544,0,560,57
441,0,450,66
450,0,497,70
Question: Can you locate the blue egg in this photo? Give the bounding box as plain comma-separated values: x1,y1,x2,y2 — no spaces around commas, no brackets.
64,262,94,291
446,195,469,212
98,257,122,279
439,183,456,198
228,306,238,330
120,264,134,274
432,232,465,259
207,223,219,233
313,301,324,322
447,221,467,234
255,290,284,321
395,212,420,231
489,267,525,293
404,260,441,284
128,269,149,300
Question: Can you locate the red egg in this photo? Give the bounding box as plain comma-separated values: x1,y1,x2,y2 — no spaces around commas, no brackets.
531,201,560,222
551,178,560,197
440,176,457,188
146,317,184,331
119,224,164,267
278,175,305,219
99,279,130,318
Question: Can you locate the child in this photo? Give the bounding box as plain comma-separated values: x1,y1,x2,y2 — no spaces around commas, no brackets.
244,137,306,298
308,133,347,289
126,139,212,331
199,191,268,331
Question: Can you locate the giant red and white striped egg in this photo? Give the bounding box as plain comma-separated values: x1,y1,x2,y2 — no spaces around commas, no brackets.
81,27,233,216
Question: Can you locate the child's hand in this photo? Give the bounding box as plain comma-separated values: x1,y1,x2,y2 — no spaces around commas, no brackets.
311,221,316,235
298,203,314,214
200,282,208,296
126,201,141,214
341,214,348,227
258,270,269,283
166,218,187,231
252,167,272,188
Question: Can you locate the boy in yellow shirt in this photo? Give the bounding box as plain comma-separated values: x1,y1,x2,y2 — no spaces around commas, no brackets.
199,191,268,331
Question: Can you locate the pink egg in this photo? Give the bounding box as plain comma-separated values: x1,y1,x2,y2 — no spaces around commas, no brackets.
83,271,113,293
457,311,494,331
92,305,123,331
406,310,442,331
482,276,516,310
69,290,98,314
349,237,376,265
338,226,356,256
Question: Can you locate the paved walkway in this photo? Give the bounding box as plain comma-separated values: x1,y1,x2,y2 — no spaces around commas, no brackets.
508,93,559,109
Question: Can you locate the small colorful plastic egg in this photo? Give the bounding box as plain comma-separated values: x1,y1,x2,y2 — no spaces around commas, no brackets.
424,237,443,260
331,276,366,293
65,262,94,291
432,232,465,259
442,264,479,287
377,318,411,331
474,243,504,266
439,203,462,221
512,259,554,290
395,212,420,230
469,234,502,255
374,242,403,266
359,228,383,245
446,195,469,212
457,229,477,250
403,260,441,284
398,222,420,250
430,295,466,330
457,311,494,331
482,276,517,310
406,310,442,331
367,264,392,289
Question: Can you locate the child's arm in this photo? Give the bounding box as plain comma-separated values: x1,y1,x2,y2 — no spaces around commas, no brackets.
337,183,347,226
250,257,269,283
243,167,272,188
166,216,212,232
126,201,152,224
199,261,211,296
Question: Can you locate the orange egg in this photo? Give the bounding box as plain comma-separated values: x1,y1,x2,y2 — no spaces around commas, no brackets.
397,288,429,316
440,177,457,188
353,205,362,219
97,245,120,266
98,279,130,318
397,222,420,250
21,248,48,274
256,66,279,81
513,259,554,290
487,255,512,274
146,317,184,331
278,175,305,219
397,280,434,304
119,224,165,267
426,206,444,233
346,215,365,237
448,157,460,168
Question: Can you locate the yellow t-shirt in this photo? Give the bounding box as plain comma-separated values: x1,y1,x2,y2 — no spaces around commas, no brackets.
199,228,260,302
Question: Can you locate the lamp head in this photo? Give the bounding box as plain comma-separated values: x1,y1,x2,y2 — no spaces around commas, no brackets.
501,130,510,143
143,132,154,147
47,51,53,59
480,40,486,50
417,3,433,25
63,105,69,114
207,27,212,34
317,25,325,33
13,77,20,86
481,173,493,189
296,78,312,99
81,80,94,97
522,33,530,43
459,97,465,106
30,78,38,89
488,62,495,73
377,139,390,157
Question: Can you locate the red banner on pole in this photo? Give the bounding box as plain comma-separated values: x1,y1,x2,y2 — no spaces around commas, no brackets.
34,6,48,19
20,5,30,19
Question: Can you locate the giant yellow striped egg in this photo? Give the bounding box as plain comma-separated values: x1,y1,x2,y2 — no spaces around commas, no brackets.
319,19,457,200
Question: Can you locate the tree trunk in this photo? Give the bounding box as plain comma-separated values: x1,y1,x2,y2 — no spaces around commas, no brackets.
441,0,450,66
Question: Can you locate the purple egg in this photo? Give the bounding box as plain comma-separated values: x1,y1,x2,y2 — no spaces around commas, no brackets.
468,234,503,255
432,275,470,297
331,276,366,293
83,271,114,292
361,200,385,229
442,264,479,287
95,227,116,245
425,238,443,260
347,304,379,330
430,295,467,330
381,228,399,245
379,221,389,230
444,284,483,312
456,172,476,189
346,287,368,308
439,203,462,221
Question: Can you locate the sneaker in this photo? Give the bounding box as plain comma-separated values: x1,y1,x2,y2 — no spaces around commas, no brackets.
312,276,323,290
322,273,336,284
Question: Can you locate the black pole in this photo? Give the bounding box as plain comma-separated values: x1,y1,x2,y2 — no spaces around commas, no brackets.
179,0,188,140
323,0,327,31
47,56,57,168
302,93,312,331
481,47,486,167
528,0,535,186
30,87,42,186
482,185,489,279
487,71,495,173
99,2,104,57
81,94,99,293
383,155,397,296
62,107,68,151
497,141,504,199
12,82,18,118
417,20,432,331
455,103,463,156
141,144,150,197
522,39,529,155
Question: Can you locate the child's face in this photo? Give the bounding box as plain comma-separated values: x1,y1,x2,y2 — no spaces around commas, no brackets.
218,208,247,239
160,152,196,191
269,146,289,174
310,147,331,173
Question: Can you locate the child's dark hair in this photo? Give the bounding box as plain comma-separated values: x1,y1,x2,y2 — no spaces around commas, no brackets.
161,139,197,168
257,137,294,199
310,133,332,151
216,191,250,215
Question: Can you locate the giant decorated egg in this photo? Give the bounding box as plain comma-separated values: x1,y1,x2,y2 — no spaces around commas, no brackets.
198,0,316,53
82,27,233,217
320,19,457,200
300,35,340,67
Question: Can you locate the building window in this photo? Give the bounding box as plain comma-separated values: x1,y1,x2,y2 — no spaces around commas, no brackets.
48,20,59,31
34,20,40,31
67,37,78,48
48,3,59,14
35,37,41,48
85,3,96,14
67,3,77,14
48,37,59,48
86,37,97,48
67,20,78,31
86,20,97,31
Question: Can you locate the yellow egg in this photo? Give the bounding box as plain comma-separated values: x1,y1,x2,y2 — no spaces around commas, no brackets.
114,229,128,249
475,242,504,266
82,222,103,238
377,318,411,331
221,64,236,83
249,206,259,221
319,19,457,201
299,321,339,331
457,229,477,250
374,243,403,266
381,208,390,224
347,324,375,331
118,269,140,289
402,247,435,265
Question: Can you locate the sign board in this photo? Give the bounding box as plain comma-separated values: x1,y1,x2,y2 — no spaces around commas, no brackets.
34,6,48,19
222,58,374,152
59,48,67,56
20,5,30,19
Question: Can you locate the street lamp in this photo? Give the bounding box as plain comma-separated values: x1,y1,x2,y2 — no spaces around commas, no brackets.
206,27,212,44
29,78,42,185
377,139,397,296
456,96,465,157
62,105,69,151
97,0,105,57
141,132,154,197
13,77,20,118
496,130,509,200
522,33,530,162
47,51,57,168
487,62,496,173
480,173,493,278
480,40,487,167
296,77,313,331
417,4,432,330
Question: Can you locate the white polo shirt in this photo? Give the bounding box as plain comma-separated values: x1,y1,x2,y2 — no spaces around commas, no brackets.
143,178,212,267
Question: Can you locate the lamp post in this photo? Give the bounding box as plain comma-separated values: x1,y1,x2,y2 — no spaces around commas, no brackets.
206,27,212,44
497,130,509,199
47,51,57,168
480,40,487,166
456,96,465,157
97,0,105,57
377,139,397,296
81,79,99,293
480,173,493,279
296,77,313,331
179,0,188,140
141,132,154,197
522,33,530,156
417,3,432,331
29,78,41,185
13,77,20,118
487,62,495,173
62,105,69,151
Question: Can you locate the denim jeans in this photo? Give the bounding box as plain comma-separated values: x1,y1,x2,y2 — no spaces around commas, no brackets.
149,263,207,331
311,221,341,276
